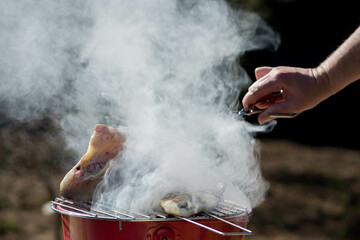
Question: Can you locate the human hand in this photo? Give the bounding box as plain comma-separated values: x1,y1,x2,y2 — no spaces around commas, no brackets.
242,66,328,124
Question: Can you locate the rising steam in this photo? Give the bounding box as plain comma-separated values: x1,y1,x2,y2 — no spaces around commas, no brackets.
0,0,280,211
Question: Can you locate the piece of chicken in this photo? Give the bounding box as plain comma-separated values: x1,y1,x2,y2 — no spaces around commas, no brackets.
160,191,220,217
60,124,125,202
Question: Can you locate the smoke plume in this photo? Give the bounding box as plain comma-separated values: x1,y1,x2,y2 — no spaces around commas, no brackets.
0,0,280,211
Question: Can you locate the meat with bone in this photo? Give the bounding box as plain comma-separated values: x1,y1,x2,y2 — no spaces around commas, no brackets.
60,124,125,202
60,124,221,217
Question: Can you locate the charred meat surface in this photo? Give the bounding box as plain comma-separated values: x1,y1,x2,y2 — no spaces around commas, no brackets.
60,124,125,201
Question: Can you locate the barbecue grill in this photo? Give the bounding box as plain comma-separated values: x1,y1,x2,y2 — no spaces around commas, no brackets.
51,197,252,240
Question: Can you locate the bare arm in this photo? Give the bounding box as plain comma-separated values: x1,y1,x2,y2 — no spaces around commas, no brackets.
242,26,360,124
315,26,360,96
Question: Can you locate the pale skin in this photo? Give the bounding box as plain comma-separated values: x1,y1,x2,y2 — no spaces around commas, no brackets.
242,26,360,124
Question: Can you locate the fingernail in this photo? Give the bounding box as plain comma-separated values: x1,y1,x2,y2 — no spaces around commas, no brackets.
258,115,265,125
258,113,271,125
248,86,258,93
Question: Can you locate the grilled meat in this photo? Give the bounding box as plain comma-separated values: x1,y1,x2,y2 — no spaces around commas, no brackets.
160,191,220,217
60,124,220,217
60,124,125,201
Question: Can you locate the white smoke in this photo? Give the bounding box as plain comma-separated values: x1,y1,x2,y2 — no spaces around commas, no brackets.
0,0,280,211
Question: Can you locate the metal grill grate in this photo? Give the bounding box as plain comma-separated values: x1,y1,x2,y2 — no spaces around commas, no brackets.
51,197,248,220
51,197,252,236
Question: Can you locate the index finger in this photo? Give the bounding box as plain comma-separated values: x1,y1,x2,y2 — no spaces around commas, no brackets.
242,71,284,108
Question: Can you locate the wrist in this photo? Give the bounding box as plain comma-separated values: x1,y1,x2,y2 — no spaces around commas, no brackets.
310,65,334,102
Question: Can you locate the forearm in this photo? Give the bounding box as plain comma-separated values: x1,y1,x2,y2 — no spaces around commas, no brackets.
314,26,360,98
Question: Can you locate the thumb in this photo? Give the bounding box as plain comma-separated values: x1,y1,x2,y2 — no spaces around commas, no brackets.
255,67,273,80
258,101,294,124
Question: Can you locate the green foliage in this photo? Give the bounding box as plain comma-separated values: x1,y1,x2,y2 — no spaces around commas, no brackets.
0,218,17,235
